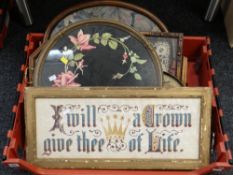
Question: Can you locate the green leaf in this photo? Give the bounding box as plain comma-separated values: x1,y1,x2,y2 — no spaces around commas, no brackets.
94,39,99,44
92,33,99,39
93,33,100,44
133,53,140,59
129,51,133,56
112,73,124,80
130,66,137,73
101,39,108,46
134,73,142,80
102,33,112,39
136,59,147,64
108,40,118,50
130,56,137,63
74,53,84,61
69,61,76,67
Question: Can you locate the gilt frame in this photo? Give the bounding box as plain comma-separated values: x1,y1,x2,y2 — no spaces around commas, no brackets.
25,87,212,170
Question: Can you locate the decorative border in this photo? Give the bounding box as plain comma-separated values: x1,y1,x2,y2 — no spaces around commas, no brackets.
25,87,212,170
43,0,168,41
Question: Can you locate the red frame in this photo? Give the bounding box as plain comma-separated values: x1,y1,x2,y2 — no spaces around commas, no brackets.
2,33,233,175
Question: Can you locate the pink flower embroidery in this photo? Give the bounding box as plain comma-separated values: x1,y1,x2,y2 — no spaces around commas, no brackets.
123,52,128,59
53,71,81,87
69,30,96,51
122,52,128,64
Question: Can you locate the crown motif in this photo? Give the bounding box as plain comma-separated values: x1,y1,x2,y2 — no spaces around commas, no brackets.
100,115,131,140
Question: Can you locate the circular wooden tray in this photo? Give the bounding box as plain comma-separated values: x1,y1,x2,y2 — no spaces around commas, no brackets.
44,1,168,41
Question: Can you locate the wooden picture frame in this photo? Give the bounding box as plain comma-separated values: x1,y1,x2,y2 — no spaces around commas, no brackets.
181,56,188,86
28,43,44,85
143,32,183,80
44,0,168,41
25,87,212,170
33,20,163,87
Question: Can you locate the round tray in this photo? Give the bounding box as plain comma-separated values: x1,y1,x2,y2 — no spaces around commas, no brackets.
44,1,168,41
34,20,163,87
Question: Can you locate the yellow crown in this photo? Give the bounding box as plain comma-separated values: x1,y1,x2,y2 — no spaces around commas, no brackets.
100,115,131,140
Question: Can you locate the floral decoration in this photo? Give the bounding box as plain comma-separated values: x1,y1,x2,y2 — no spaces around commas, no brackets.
50,29,147,87
68,30,96,51
52,71,81,87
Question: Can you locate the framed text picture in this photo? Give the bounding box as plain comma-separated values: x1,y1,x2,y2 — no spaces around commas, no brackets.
25,87,212,170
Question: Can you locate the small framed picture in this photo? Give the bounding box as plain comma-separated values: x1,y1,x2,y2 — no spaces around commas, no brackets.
144,32,183,80
25,87,212,170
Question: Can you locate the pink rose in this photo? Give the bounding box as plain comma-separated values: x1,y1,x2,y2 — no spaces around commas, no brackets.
69,30,96,51
53,71,81,87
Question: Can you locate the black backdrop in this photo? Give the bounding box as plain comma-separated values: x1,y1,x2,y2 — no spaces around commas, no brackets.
0,0,232,174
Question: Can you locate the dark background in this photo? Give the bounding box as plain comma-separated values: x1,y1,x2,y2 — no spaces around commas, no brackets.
40,24,161,87
0,0,232,174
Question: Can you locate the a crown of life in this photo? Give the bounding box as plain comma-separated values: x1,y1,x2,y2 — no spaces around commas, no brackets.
100,115,131,140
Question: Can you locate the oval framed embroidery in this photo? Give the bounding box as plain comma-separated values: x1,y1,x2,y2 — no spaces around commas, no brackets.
33,20,163,87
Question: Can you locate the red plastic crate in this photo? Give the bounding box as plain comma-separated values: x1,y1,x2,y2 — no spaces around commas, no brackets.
2,33,233,175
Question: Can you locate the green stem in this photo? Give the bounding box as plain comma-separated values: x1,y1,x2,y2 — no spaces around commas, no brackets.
90,36,135,79
108,37,132,77
65,63,68,73
109,37,130,53
74,62,80,75
123,63,134,76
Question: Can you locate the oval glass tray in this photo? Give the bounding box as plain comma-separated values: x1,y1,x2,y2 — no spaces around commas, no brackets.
44,1,168,41
34,20,163,87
